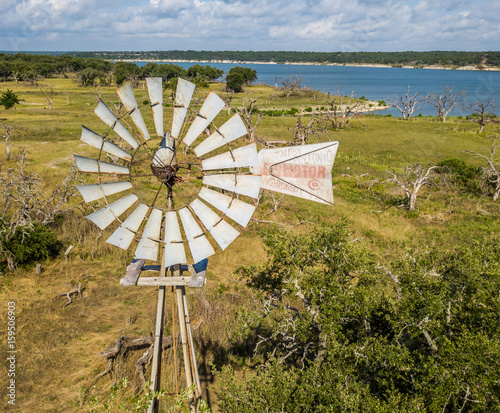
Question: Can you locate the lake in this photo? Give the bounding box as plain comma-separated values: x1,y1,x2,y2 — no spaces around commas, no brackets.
135,61,500,116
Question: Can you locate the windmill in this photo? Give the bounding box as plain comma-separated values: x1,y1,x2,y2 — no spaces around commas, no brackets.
74,77,338,411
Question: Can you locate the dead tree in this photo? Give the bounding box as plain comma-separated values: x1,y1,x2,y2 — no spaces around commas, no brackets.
464,99,498,133
427,86,465,122
40,84,57,110
2,124,13,160
277,75,304,97
289,114,325,146
387,86,426,120
234,97,262,142
387,164,440,210
325,86,365,129
0,155,83,270
465,136,500,201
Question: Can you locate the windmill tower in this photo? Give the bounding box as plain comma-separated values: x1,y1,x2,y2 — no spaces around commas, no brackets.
74,77,338,411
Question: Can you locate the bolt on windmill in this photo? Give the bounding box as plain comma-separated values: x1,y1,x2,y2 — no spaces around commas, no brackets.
73,77,338,411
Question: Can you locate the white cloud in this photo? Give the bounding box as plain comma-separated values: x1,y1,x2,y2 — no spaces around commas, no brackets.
0,0,497,52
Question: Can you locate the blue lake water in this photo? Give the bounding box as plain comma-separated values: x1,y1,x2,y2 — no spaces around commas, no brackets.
136,61,500,116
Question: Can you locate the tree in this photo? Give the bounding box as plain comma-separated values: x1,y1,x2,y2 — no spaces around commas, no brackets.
114,62,141,87
386,163,441,210
234,98,262,142
325,86,365,129
387,85,426,120
215,224,500,412
0,150,81,270
2,123,14,160
0,89,20,110
465,135,500,201
225,66,257,93
151,63,186,83
39,84,57,110
465,99,498,133
427,86,465,122
187,64,224,81
276,75,304,97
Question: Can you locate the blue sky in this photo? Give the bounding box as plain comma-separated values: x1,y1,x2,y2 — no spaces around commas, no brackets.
1,0,498,52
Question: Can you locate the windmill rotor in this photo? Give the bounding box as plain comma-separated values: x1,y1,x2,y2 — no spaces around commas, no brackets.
74,77,261,267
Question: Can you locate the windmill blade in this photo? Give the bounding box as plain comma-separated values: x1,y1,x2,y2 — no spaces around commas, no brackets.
106,204,149,250
194,114,247,157
117,83,151,141
201,144,258,171
171,78,196,139
183,92,225,147
152,136,177,167
163,211,187,267
76,181,132,203
198,187,255,227
146,77,163,137
81,126,132,162
178,207,215,264
85,193,138,230
95,100,140,149
190,199,239,251
74,155,129,175
135,208,163,261
202,174,261,199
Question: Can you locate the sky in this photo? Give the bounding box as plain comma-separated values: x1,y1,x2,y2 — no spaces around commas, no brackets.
0,0,498,52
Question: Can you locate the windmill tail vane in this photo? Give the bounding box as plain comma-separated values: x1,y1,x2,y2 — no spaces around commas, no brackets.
74,77,339,267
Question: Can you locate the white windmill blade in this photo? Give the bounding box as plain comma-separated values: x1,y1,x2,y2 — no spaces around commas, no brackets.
146,77,164,137
85,193,138,230
163,211,187,267
152,136,177,167
202,174,261,199
75,181,132,203
95,100,140,149
201,144,258,171
190,199,239,251
74,155,129,175
194,114,248,157
198,187,256,227
134,208,163,261
171,78,196,139
106,203,149,250
250,141,339,205
178,207,215,264
81,126,132,162
116,83,151,141
183,92,226,147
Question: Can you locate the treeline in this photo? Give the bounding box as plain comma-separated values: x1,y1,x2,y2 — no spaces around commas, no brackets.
67,50,500,67
0,53,224,86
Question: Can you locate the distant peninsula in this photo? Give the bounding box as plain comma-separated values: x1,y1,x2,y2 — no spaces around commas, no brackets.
65,50,500,70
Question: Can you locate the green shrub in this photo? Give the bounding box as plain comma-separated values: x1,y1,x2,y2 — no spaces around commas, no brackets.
1,222,62,268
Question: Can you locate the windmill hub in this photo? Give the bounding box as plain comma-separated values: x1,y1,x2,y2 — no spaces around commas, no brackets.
150,163,180,186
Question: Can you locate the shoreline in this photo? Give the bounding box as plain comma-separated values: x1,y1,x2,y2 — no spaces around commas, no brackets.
114,59,500,72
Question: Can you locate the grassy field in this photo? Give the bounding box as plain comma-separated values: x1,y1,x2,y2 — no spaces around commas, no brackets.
0,77,499,411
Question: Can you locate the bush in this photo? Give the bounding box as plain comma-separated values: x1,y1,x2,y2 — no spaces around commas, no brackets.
0,89,20,110
1,222,62,268
437,158,482,194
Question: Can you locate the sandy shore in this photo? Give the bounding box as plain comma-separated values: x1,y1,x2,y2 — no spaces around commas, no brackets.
115,59,500,71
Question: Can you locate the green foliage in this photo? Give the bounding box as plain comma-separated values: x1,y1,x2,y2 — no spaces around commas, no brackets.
218,224,500,412
225,66,257,92
437,158,482,194
0,89,20,109
186,64,224,81
0,221,62,268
